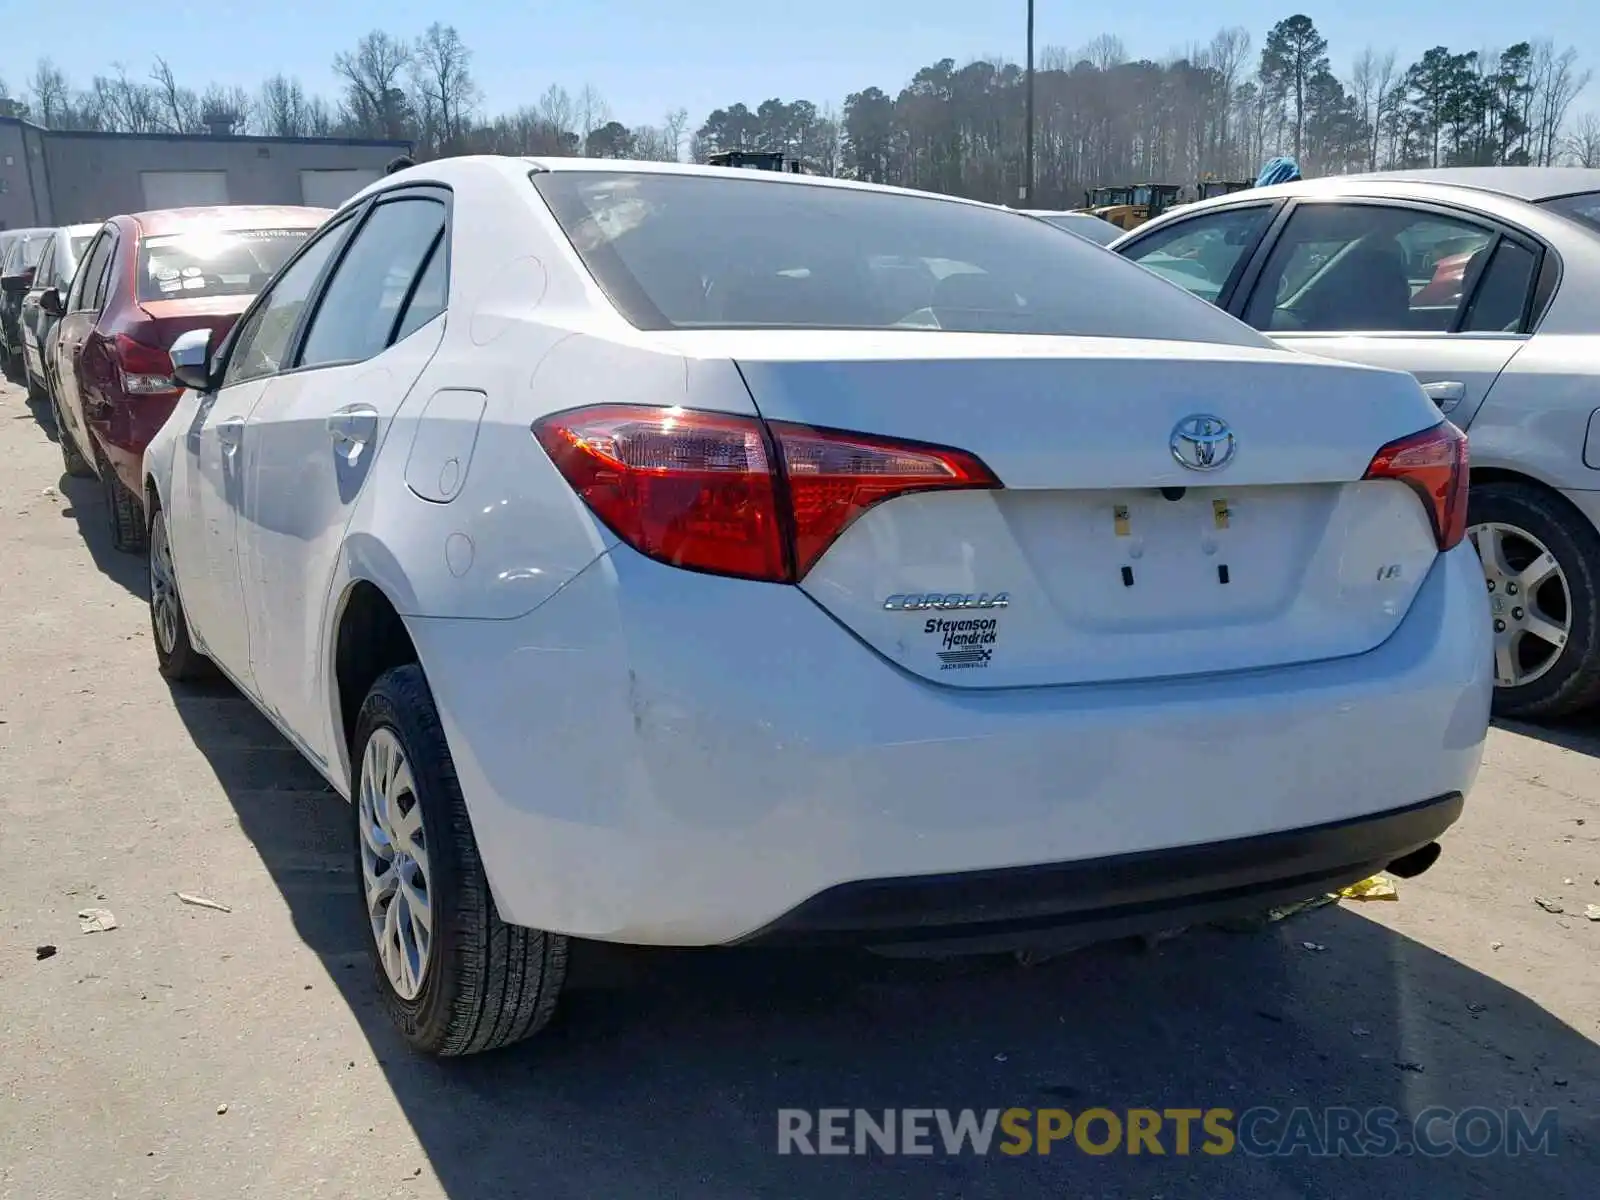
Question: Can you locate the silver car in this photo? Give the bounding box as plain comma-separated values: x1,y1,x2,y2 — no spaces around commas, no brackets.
1112,167,1600,720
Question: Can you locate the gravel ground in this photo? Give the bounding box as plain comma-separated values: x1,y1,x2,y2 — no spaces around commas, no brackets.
1,375,1596,1199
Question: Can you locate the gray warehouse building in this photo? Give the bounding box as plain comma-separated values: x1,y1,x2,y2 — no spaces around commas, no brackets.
0,116,411,229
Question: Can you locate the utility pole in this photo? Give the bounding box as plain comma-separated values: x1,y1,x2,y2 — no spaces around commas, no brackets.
1022,0,1035,203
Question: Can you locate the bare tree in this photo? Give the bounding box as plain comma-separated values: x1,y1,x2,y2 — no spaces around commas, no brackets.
151,57,201,132
412,23,479,153
1206,27,1253,173
91,65,163,133
258,74,314,137
1567,112,1600,167
576,83,610,141
535,85,574,136
1349,47,1398,171
332,31,413,140
1082,34,1127,71
28,61,71,127
1528,40,1591,166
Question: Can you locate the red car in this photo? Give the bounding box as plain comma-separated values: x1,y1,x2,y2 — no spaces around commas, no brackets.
46,205,331,551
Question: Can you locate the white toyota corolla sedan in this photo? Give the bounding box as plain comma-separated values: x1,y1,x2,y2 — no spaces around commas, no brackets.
142,156,1492,1056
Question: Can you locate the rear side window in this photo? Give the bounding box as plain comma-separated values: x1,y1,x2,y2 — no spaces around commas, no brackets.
297,197,446,368
137,227,314,303
69,233,114,312
1539,191,1600,234
530,171,1274,346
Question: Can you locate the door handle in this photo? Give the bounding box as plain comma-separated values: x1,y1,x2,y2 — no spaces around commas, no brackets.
216,416,246,454
1421,380,1466,412
326,405,380,450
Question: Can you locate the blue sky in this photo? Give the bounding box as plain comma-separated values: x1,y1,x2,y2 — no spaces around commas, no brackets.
6,0,1596,129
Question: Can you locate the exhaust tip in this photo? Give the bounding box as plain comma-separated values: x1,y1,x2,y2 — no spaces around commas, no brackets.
1386,842,1443,880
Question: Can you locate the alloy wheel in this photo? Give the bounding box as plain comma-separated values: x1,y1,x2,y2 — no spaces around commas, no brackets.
358,728,433,1000
148,511,180,656
1469,520,1572,688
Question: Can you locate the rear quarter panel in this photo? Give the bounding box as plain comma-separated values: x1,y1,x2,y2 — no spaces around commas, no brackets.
1466,333,1600,490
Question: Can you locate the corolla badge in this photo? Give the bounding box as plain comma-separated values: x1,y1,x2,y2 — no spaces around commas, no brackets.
1170,414,1236,472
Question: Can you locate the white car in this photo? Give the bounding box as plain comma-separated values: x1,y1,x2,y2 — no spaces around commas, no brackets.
1111,168,1600,718
143,156,1491,1057
1017,209,1123,246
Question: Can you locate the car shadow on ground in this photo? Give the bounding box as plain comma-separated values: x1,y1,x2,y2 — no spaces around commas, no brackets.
16,376,59,440
56,470,147,598
1496,714,1600,759
163,678,1600,1200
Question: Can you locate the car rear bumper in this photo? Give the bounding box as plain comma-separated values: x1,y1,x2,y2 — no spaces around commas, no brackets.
93,393,181,495
406,540,1492,946
738,792,1462,951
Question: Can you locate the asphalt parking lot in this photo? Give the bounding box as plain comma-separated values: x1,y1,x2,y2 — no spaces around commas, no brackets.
0,375,1596,1199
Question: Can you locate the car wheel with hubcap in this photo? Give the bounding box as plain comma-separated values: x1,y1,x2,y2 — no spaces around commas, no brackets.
1467,480,1600,720
354,664,568,1056
148,503,216,682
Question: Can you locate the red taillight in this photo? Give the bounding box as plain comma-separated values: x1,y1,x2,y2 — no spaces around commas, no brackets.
533,405,1002,583
1363,421,1469,552
113,332,179,396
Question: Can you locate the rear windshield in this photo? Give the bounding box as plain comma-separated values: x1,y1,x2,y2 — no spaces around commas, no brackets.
3,233,50,273
531,171,1271,345
1538,191,1600,235
136,227,313,302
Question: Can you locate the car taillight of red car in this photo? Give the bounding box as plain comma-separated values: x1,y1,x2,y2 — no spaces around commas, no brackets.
113,331,180,397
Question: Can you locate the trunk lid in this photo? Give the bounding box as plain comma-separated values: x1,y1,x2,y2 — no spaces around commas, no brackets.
687,331,1446,689
134,296,249,352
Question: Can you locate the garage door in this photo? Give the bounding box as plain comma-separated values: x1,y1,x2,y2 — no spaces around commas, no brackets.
300,169,381,209
140,170,230,209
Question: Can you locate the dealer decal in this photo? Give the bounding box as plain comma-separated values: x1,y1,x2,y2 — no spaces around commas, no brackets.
925,617,999,671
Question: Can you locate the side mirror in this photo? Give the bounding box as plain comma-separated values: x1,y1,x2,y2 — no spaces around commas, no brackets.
169,327,216,392
0,271,33,295
39,287,64,317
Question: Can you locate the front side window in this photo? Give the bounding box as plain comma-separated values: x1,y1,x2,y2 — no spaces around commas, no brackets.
137,227,315,303
1244,204,1498,334
530,171,1273,347
1120,206,1274,304
297,197,447,369
222,219,351,388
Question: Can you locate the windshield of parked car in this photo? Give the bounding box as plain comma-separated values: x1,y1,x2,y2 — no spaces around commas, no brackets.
1539,191,1600,235
135,227,313,302
531,171,1272,345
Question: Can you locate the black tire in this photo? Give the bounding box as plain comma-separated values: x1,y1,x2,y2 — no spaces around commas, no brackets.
353,664,568,1056
1469,480,1600,720
53,394,93,478
148,502,217,682
94,440,147,553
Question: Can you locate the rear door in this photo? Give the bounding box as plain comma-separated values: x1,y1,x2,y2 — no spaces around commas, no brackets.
1228,198,1538,430
173,215,358,687
236,187,448,756
52,227,116,455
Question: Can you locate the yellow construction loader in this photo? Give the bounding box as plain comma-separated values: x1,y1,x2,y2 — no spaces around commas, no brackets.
1081,183,1182,231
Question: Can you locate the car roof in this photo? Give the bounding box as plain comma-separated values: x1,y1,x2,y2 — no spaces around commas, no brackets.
1334,167,1600,202
123,205,332,237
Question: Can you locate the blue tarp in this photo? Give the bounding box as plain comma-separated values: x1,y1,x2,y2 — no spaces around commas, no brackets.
1254,156,1303,188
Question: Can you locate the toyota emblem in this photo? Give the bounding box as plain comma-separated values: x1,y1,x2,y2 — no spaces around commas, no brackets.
1170,414,1236,472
